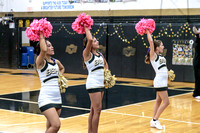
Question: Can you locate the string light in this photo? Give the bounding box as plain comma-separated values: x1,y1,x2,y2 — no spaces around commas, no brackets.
50,22,195,46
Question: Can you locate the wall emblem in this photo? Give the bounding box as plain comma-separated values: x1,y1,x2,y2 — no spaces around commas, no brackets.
123,46,136,57
65,44,77,54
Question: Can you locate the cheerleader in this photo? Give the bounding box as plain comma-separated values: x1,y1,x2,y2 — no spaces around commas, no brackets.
83,26,108,133
145,29,170,130
36,32,65,133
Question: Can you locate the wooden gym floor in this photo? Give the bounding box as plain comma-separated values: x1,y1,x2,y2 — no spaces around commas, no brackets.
0,68,199,133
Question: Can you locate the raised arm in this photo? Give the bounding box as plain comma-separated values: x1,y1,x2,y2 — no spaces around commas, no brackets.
146,29,156,61
83,27,93,61
36,32,47,69
193,26,200,34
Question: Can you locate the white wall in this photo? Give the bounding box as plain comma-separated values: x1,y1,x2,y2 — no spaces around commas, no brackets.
0,0,200,12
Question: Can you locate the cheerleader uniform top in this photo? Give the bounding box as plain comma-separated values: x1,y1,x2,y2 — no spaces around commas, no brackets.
151,54,168,88
37,58,62,108
84,52,105,92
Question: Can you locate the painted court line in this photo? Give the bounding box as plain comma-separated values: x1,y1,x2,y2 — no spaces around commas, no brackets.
0,91,192,113
62,92,193,121
103,92,192,110
0,84,85,96
102,110,200,125
0,97,37,104
62,105,90,111
0,86,194,126
0,121,46,127
117,84,193,91
0,108,43,117
0,108,88,126
0,92,196,127
0,97,90,111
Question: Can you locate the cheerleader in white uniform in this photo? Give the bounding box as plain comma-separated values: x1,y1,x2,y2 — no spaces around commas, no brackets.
83,27,108,133
145,29,170,130
36,32,65,133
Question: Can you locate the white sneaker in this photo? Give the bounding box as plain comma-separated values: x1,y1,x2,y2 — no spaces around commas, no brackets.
150,119,155,127
195,96,200,99
150,119,164,130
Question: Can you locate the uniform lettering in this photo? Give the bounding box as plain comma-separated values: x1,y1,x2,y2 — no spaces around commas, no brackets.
159,58,166,64
94,59,103,66
46,68,58,76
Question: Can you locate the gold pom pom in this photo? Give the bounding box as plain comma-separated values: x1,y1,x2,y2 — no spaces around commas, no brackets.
58,72,68,93
168,69,175,81
104,69,117,89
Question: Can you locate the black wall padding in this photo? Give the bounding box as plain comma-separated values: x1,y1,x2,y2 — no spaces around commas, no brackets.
120,24,137,78
0,24,10,68
107,24,122,77
135,31,154,80
47,22,196,82
91,23,107,59
51,23,108,75
183,66,194,82
12,17,198,83
0,24,18,68
50,24,85,74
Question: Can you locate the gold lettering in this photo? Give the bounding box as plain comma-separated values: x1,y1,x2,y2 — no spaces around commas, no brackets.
159,58,166,64
94,59,104,66
46,68,58,76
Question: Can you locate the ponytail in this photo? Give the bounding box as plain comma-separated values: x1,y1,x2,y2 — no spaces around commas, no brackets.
82,37,87,69
145,48,150,64
145,40,162,64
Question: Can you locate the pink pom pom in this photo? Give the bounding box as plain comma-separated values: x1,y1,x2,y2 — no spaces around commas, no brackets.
135,19,155,35
72,13,93,34
25,18,53,41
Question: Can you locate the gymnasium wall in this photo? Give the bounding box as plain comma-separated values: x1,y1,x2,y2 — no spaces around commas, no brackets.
39,16,196,82
0,0,199,82
0,15,198,82
0,23,18,68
